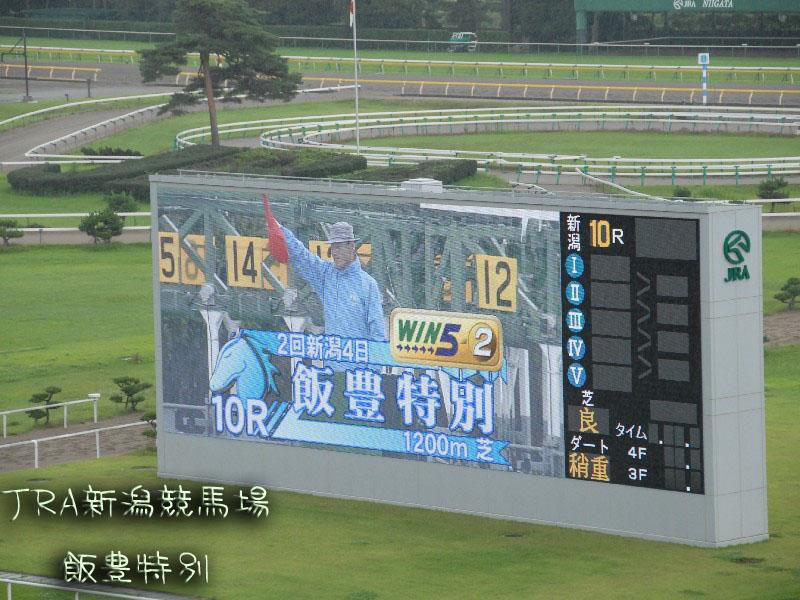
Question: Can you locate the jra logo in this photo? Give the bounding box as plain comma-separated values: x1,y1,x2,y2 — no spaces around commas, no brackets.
722,230,751,283
724,265,750,283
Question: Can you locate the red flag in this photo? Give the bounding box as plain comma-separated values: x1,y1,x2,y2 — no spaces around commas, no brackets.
349,0,355,28
262,193,288,264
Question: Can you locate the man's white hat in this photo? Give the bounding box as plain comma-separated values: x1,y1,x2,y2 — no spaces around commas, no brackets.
327,222,359,243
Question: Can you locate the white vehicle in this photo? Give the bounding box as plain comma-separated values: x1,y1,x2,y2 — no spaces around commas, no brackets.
447,32,478,52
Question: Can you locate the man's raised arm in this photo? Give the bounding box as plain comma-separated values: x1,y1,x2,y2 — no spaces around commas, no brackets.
280,225,327,296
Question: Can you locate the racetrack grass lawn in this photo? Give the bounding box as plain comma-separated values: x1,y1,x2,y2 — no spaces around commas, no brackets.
0,232,797,436
361,129,800,160
2,35,799,68
763,232,800,316
0,340,798,599
0,244,154,433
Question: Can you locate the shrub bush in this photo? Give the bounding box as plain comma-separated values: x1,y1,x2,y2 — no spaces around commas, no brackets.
104,192,139,212
757,176,789,200
775,278,800,310
0,219,24,245
79,209,124,243
81,146,142,157
672,186,692,198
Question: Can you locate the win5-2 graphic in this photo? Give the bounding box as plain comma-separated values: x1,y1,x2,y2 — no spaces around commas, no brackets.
389,309,503,371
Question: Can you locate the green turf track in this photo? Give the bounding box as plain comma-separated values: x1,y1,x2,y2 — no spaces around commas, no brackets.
0,338,797,600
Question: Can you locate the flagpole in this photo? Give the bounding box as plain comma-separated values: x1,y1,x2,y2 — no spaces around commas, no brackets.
351,0,361,154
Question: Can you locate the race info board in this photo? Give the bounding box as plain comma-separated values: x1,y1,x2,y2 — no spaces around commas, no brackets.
152,175,767,546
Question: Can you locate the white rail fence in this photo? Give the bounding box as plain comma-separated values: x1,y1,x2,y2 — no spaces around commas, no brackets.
0,92,174,130
0,211,149,219
169,105,800,182
0,86,354,170
0,394,100,438
0,94,172,169
249,106,800,182
1,576,166,600
0,421,151,469
25,104,165,161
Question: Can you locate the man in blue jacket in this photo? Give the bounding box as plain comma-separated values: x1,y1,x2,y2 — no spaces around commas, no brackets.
281,221,387,342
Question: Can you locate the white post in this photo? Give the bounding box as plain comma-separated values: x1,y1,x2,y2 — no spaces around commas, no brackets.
64,404,68,428
200,308,225,381
702,64,708,106
7,581,11,600
33,440,38,469
95,430,100,459
697,52,710,106
88,393,100,423
351,0,361,154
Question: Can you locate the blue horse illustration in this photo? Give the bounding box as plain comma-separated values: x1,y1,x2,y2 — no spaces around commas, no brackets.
209,331,279,402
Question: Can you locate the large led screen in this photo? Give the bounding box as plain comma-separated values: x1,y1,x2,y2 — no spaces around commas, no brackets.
156,186,702,493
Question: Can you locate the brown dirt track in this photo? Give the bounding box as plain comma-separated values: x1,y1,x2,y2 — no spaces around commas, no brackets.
0,412,155,473
765,309,800,347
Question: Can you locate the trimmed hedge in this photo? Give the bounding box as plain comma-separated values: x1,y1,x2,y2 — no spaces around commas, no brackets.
7,146,241,196
345,159,477,185
210,148,297,174
284,152,367,178
105,176,150,202
8,147,370,201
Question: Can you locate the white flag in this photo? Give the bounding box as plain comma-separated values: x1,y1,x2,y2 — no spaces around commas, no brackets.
349,0,356,28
